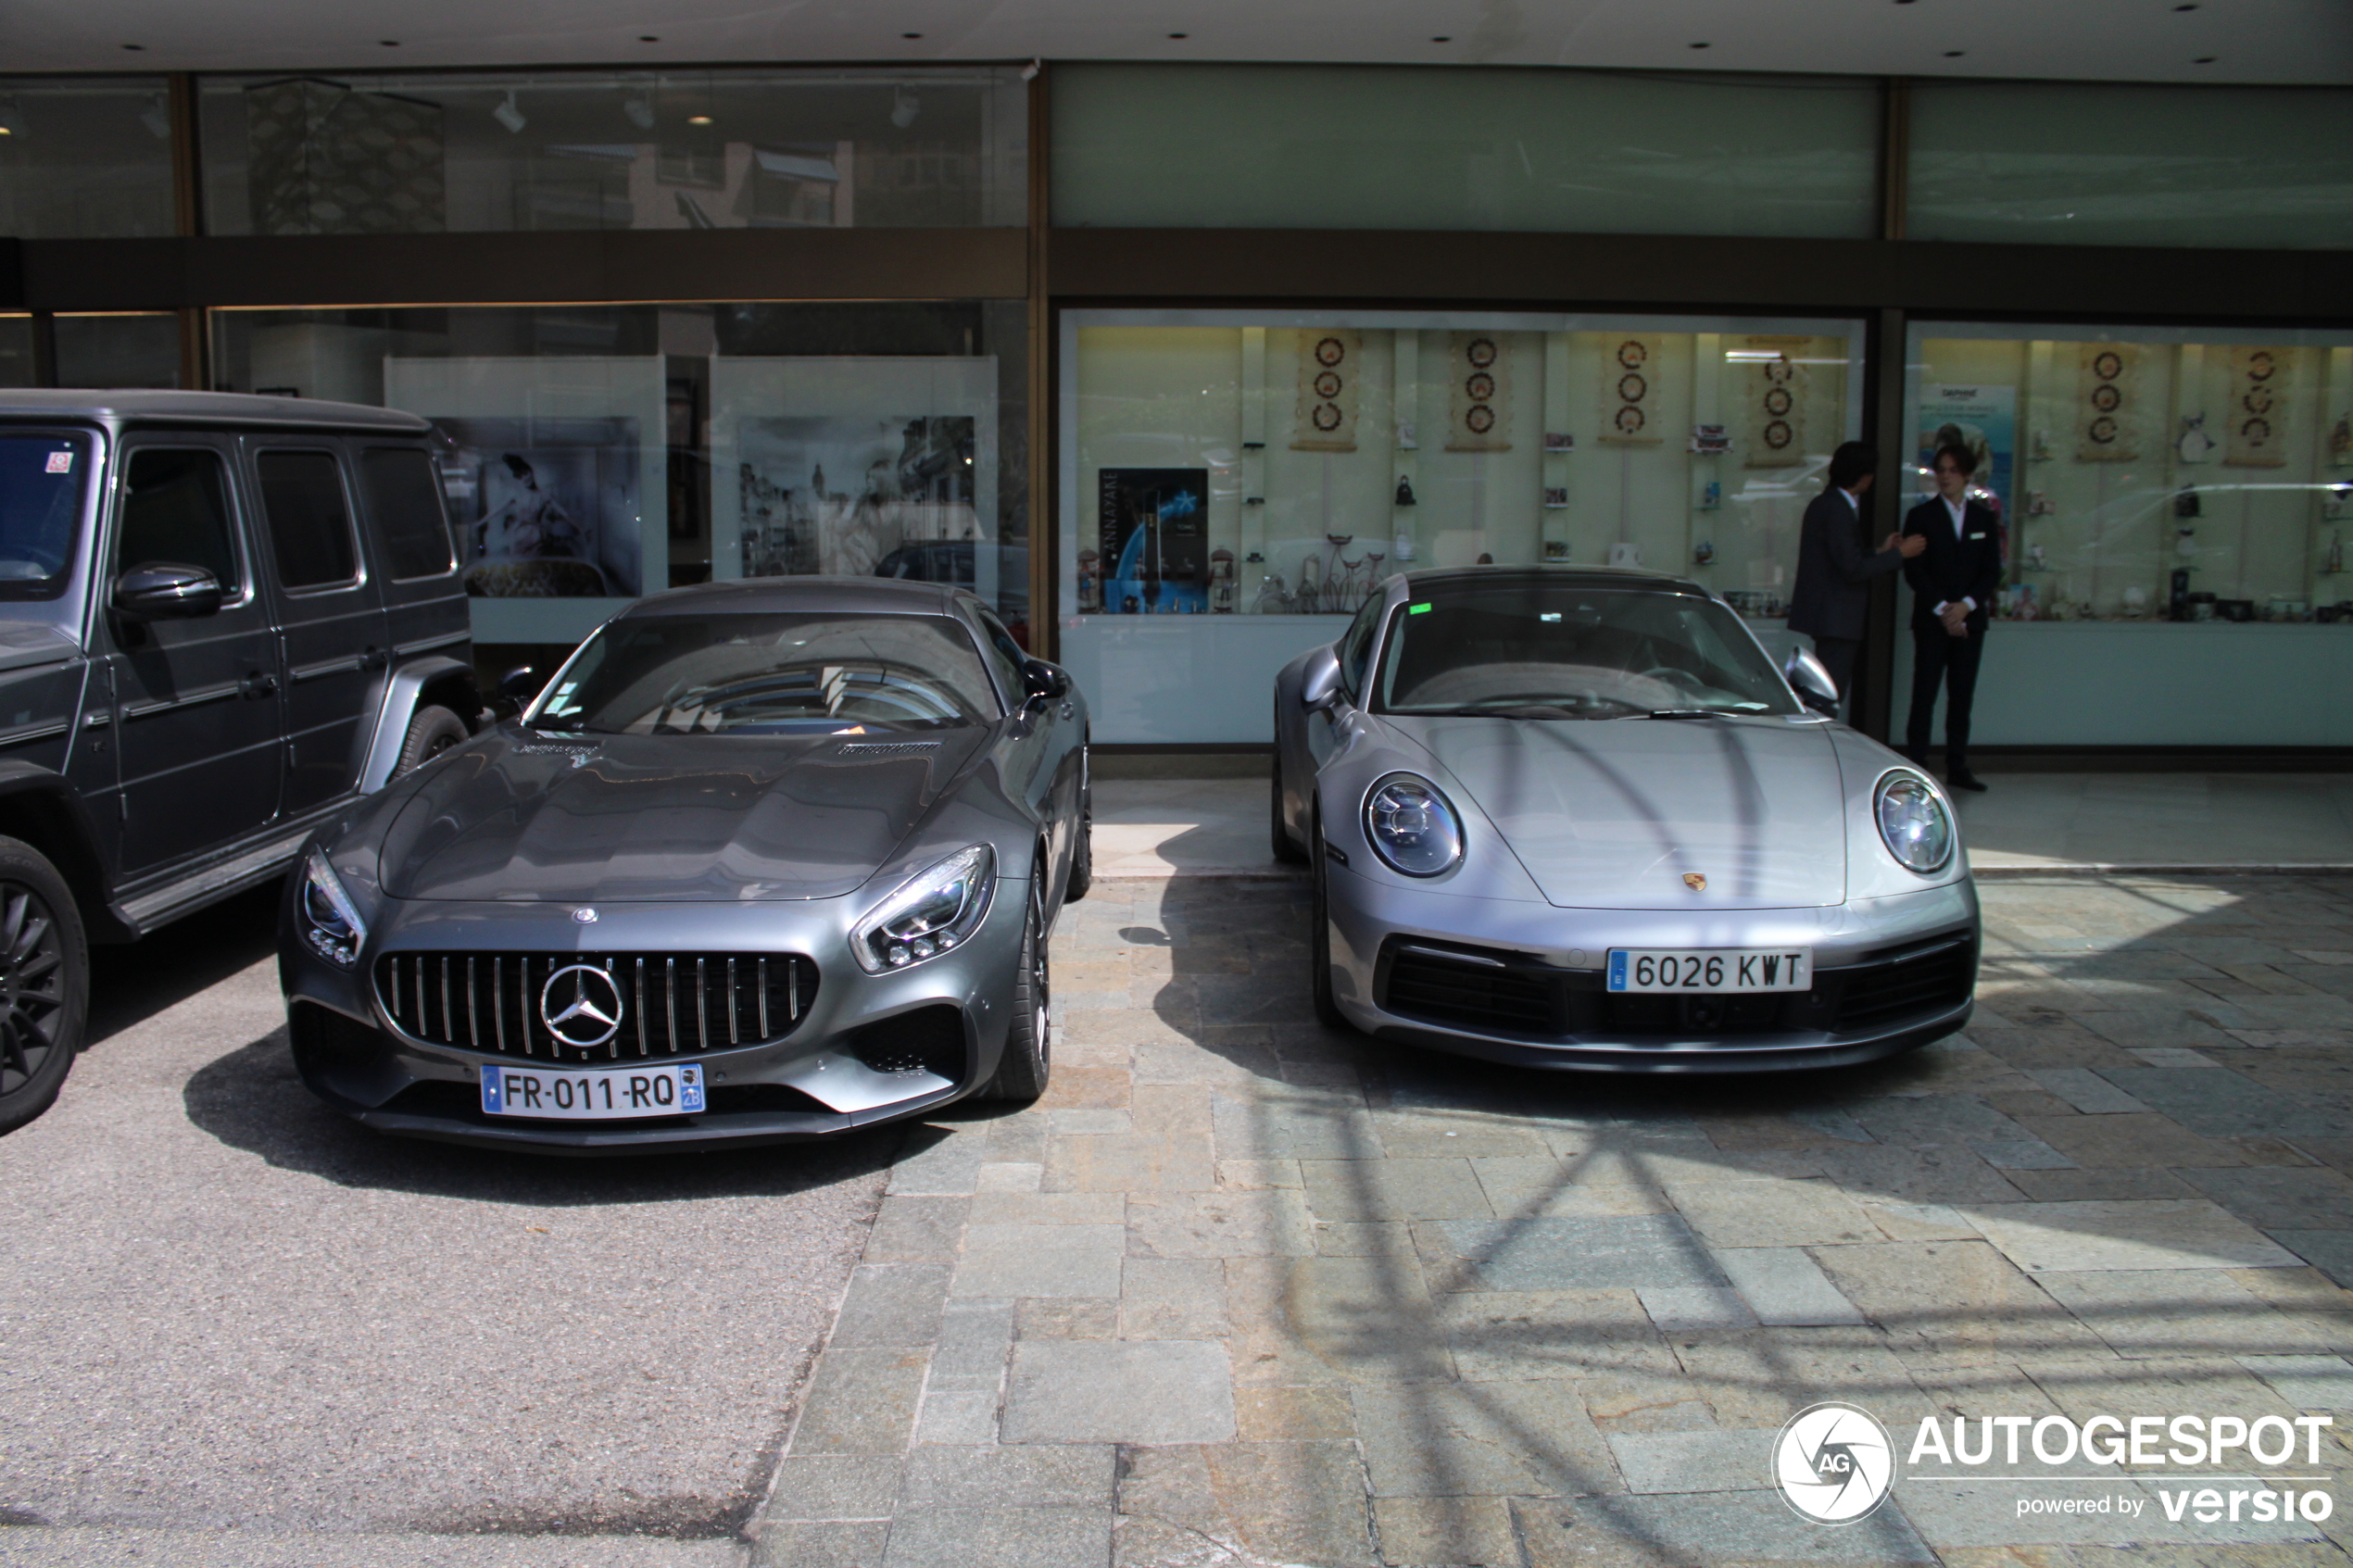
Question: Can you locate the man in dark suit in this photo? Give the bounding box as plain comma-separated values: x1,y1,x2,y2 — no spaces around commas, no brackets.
1904,441,2004,792
1785,441,1924,708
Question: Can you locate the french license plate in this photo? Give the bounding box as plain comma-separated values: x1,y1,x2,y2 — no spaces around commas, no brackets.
480,1061,706,1120
1607,947,1812,994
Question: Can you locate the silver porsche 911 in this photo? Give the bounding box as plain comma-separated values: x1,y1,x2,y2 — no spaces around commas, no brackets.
279,578,1088,1152
1271,567,1977,1073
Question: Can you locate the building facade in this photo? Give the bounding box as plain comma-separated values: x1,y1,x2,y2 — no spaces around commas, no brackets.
5,63,2349,752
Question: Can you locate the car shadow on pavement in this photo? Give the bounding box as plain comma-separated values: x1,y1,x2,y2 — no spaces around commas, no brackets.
182,1028,908,1206
85,881,285,1052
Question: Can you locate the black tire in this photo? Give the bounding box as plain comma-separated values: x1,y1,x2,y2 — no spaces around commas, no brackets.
982,876,1051,1100
1308,809,1346,1029
1271,717,1308,865
1064,768,1093,903
395,704,469,775
0,837,89,1136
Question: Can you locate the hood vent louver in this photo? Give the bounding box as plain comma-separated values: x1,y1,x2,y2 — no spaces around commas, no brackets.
837,741,943,759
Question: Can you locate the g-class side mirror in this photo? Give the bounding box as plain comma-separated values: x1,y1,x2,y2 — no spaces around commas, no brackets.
1299,644,1342,710
113,563,223,621
1784,647,1841,716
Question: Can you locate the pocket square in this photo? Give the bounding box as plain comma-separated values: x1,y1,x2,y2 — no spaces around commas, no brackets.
1968,532,1985,539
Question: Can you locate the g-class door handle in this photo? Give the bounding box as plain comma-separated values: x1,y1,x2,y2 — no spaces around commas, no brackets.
240,672,280,699
359,647,389,671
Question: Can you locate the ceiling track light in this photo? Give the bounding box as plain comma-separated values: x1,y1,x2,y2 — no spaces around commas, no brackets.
623,91,655,130
493,90,527,134
139,92,170,140
890,86,921,128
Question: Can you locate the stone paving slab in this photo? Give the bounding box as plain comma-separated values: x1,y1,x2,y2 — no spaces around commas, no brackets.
754,873,2353,1566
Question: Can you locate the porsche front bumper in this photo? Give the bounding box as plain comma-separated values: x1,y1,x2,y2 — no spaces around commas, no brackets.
1324,868,1978,1073
278,881,1027,1154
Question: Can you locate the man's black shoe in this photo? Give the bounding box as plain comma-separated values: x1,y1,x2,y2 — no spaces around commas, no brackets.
1947,770,1988,792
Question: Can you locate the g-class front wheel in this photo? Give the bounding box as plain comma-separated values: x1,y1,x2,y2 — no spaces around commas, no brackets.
0,837,89,1136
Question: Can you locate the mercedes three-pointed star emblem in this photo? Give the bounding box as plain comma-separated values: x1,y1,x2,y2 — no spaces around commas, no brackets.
541,963,625,1048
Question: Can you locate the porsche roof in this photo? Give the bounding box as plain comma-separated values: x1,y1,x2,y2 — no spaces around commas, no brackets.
1390,564,1711,598
618,576,970,619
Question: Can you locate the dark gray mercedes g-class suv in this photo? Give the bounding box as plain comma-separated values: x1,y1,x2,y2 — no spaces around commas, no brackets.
0,392,483,1132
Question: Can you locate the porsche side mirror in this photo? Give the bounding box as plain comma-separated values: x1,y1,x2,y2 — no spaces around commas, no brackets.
497,666,544,706
1299,644,1342,710
112,562,223,621
1785,648,1840,716
1022,659,1069,706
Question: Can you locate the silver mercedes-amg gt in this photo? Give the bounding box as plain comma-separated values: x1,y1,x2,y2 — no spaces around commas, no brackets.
279,577,1088,1152
1272,567,1977,1073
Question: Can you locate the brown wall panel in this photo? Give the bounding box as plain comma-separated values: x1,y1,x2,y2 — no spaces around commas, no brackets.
1048,228,2353,324
19,228,1030,310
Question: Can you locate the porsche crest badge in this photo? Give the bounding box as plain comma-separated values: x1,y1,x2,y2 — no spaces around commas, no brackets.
1683,872,1707,892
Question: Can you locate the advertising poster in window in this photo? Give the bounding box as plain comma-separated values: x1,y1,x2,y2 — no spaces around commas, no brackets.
1917,383,2015,521
711,357,999,606
1096,468,1210,615
384,356,667,646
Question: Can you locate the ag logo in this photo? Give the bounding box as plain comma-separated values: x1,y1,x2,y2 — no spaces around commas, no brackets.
540,963,624,1048
1773,1401,1895,1524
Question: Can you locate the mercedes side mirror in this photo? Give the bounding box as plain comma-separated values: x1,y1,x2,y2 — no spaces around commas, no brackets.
496,666,545,716
112,562,223,621
1022,659,1070,706
1299,644,1342,709
1785,648,1841,716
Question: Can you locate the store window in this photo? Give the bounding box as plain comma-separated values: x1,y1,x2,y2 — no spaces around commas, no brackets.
1061,309,1862,743
1054,65,1881,238
211,301,1029,651
1899,322,2353,747
1907,83,2353,251
55,313,181,389
198,69,1027,235
0,317,35,389
0,77,178,239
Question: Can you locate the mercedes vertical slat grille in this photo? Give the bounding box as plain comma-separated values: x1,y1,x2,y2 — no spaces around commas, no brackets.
374,951,820,1060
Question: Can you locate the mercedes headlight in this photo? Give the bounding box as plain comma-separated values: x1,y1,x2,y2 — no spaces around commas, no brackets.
1363,773,1466,878
299,847,369,968
851,844,997,973
1875,771,1955,875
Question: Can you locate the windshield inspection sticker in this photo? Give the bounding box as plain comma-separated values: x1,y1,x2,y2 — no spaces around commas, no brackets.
1771,1399,2339,1540
44,451,72,473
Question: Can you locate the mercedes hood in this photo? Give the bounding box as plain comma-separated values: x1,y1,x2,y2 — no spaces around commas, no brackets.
377,728,989,902
1399,716,1848,909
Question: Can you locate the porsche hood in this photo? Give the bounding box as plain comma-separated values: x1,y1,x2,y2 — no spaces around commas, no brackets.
376,728,989,902
1401,716,1848,909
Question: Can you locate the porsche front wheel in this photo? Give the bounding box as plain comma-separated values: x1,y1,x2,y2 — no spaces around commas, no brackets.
1308,810,1345,1029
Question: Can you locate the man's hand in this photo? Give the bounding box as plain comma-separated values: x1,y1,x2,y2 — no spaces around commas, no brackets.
1941,602,1970,637
1896,532,1929,558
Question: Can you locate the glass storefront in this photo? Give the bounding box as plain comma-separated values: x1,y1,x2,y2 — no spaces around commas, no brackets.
55,312,181,389
1899,321,2353,746
198,69,1027,235
212,302,1030,651
0,76,178,239
1061,309,1863,742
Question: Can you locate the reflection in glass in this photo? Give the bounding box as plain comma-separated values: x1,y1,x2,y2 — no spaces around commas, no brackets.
0,77,177,239
199,69,1027,235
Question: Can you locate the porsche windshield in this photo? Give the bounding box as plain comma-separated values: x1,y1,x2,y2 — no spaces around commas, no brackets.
1374,582,1800,719
532,613,1002,735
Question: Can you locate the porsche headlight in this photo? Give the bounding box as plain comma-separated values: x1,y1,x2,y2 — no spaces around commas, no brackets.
1875,771,1955,875
1363,773,1466,878
851,845,997,973
299,847,368,968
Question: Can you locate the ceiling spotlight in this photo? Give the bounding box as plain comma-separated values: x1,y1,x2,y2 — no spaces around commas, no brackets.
901,31,923,39
1689,41,1711,48
139,92,170,140
493,90,528,133
1944,48,1965,56
639,33,660,41
890,87,921,128
687,113,714,125
1020,57,1041,80
2174,3,2198,9
379,39,400,47
623,91,655,130
120,43,144,51
1167,31,1189,39
2194,55,2217,62
1431,35,1452,43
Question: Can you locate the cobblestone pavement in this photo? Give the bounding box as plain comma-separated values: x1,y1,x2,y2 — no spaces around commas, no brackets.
750,873,2353,1568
